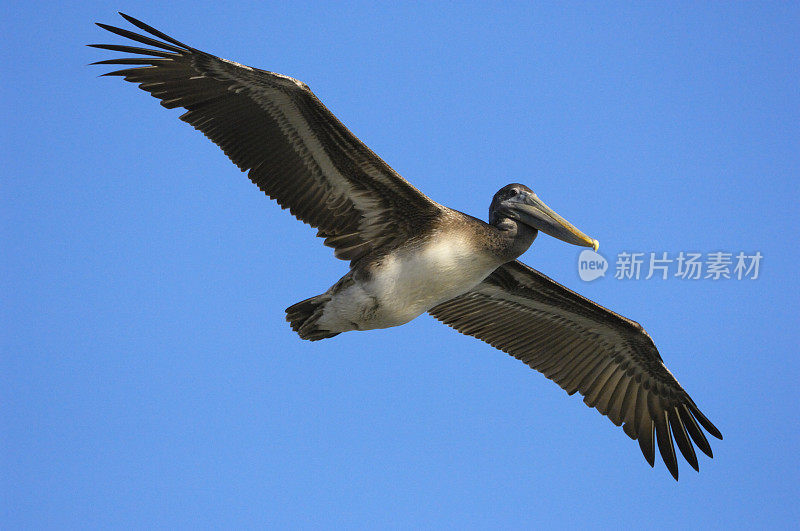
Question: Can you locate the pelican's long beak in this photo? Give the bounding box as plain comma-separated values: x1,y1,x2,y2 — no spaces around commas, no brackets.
505,191,598,251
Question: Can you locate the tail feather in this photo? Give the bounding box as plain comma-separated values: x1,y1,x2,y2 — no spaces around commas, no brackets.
285,294,340,341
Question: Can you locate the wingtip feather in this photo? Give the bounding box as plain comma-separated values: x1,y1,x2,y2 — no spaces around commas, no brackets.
688,401,723,440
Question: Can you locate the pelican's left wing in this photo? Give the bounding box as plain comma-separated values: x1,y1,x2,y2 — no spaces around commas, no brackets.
90,14,443,264
429,260,722,480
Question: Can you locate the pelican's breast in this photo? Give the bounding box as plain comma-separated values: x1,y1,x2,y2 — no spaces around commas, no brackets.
316,217,504,333
362,229,501,326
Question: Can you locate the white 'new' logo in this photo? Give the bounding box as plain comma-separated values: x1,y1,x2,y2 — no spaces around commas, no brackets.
578,249,608,281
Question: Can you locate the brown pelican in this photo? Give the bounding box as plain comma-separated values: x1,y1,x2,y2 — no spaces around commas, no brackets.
91,13,722,480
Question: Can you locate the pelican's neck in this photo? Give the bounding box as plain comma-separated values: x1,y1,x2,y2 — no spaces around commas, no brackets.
491,216,538,263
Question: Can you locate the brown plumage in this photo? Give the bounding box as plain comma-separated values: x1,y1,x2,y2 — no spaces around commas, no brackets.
91,13,722,480
429,260,721,478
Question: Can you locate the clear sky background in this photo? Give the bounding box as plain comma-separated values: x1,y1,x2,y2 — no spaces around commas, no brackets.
3,1,799,528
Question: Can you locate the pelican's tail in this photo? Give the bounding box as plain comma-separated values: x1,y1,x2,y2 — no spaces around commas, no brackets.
285,294,340,341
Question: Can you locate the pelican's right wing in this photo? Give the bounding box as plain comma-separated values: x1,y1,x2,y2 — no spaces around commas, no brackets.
429,260,722,480
91,13,443,263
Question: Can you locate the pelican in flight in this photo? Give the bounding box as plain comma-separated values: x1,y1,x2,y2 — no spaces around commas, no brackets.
91,13,722,479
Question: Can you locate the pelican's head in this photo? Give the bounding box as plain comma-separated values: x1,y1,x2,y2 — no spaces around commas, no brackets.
489,183,598,251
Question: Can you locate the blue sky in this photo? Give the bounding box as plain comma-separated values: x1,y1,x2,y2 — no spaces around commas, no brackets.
3,1,798,528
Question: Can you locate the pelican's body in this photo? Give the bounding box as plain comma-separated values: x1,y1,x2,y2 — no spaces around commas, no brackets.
92,13,722,480
293,211,530,337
